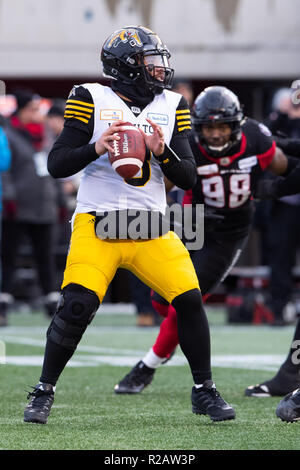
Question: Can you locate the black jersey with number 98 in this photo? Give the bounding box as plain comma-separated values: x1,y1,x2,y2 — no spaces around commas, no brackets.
186,118,276,237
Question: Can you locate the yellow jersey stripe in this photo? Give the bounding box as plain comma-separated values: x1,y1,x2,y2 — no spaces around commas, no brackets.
178,125,192,132
177,120,191,126
64,114,89,124
65,104,93,114
176,109,190,114
66,99,94,108
176,115,191,120
64,110,91,118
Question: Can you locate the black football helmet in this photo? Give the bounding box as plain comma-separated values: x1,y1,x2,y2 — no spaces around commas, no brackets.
192,86,244,157
101,26,174,95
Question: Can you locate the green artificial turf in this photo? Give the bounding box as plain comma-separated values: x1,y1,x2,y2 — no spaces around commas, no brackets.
0,308,298,451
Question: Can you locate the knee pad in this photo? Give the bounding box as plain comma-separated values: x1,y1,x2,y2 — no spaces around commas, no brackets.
47,284,100,351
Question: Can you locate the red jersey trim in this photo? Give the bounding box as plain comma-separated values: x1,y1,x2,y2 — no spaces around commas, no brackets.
182,189,193,206
257,141,276,170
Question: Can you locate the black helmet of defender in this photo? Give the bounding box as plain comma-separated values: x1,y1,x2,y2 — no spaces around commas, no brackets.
192,86,244,157
101,26,174,99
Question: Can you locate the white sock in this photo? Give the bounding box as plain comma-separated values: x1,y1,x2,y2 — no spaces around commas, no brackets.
143,348,165,369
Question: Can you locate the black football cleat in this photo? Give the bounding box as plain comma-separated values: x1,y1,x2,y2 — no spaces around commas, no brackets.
245,367,300,397
24,383,55,424
191,380,236,422
114,361,155,394
276,388,300,423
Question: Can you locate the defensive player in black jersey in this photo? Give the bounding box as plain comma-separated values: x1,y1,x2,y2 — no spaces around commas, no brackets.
115,86,300,395
24,27,236,424
245,135,300,400
266,128,300,421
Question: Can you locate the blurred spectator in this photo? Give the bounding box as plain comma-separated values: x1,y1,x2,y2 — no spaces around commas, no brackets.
266,86,300,325
251,90,289,266
172,78,194,107
129,273,161,327
45,101,65,138
1,90,67,320
45,101,80,209
45,100,81,246
266,87,298,134
0,117,11,326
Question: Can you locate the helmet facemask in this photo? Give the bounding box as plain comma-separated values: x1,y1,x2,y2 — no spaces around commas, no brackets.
138,50,174,93
194,119,243,158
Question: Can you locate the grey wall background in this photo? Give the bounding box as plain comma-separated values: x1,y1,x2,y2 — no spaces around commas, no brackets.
0,0,299,78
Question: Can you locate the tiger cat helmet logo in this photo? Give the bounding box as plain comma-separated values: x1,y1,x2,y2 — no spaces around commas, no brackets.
107,28,143,49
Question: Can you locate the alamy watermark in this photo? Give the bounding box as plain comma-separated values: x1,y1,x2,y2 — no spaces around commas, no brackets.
95,203,204,250
291,80,300,106
0,80,6,97
291,340,300,365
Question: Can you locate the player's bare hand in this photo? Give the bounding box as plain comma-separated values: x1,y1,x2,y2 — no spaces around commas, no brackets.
95,121,127,156
139,118,165,156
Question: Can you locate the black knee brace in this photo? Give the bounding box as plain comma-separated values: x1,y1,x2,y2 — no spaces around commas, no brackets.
47,283,100,351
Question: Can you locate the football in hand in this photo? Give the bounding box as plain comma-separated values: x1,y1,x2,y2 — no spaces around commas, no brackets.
108,123,146,179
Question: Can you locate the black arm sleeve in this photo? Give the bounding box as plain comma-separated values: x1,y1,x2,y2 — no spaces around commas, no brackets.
47,126,99,178
274,136,300,158
254,155,300,200
153,96,197,190
155,138,197,190
275,158,300,197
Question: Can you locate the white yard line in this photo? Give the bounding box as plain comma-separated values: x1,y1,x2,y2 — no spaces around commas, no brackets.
0,333,286,370
2,354,283,370
0,335,147,356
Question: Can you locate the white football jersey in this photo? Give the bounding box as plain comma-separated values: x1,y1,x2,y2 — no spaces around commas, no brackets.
75,83,181,215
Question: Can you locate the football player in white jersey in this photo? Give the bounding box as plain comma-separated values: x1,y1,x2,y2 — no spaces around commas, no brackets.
24,26,235,424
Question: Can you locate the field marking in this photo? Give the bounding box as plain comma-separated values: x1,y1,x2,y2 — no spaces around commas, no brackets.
1,353,284,371
0,335,147,356
0,333,286,371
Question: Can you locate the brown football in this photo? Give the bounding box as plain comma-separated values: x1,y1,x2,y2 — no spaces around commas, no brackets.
108,122,146,179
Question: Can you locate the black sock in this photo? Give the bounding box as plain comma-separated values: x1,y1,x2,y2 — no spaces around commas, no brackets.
39,338,75,386
172,289,212,384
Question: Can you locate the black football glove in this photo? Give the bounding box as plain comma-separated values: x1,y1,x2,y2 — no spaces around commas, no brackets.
253,178,283,200
273,135,300,158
